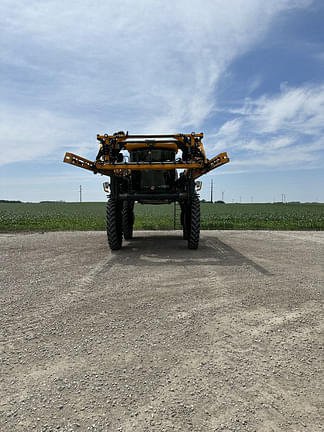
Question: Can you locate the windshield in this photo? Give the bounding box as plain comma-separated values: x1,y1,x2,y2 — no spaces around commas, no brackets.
130,148,175,163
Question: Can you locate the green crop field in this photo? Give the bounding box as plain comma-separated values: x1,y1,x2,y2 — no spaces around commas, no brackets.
0,201,323,231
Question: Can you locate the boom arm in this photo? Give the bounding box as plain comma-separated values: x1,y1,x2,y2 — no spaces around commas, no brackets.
186,152,229,179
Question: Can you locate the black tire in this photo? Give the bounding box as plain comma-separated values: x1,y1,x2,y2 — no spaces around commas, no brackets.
122,201,134,240
106,198,122,250
188,193,200,249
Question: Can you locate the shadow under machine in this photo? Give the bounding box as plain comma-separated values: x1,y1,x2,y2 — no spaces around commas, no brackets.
63,131,229,250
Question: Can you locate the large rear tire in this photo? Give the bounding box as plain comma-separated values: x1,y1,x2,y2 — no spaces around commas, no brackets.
122,201,134,240
188,193,200,249
106,198,122,250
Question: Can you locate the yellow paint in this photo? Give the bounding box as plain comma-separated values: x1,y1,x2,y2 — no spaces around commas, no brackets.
63,132,229,179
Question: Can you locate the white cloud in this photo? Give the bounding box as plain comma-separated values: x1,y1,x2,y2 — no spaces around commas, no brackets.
0,104,93,165
217,119,242,138
0,0,313,165
246,84,324,135
210,83,324,171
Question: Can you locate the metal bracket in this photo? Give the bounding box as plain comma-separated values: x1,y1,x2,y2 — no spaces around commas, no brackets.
195,181,202,191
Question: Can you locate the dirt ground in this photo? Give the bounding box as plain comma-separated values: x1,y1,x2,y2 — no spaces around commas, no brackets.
0,230,323,431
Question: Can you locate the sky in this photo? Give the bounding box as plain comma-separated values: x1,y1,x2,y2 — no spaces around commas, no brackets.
0,0,323,203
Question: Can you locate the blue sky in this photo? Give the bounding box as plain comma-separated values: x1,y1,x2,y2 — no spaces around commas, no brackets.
0,0,323,203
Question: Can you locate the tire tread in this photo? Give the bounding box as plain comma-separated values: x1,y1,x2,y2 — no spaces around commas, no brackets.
106,198,122,250
188,193,200,249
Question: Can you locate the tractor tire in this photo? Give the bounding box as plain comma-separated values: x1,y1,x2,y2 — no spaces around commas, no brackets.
188,193,200,249
122,201,134,240
106,198,123,250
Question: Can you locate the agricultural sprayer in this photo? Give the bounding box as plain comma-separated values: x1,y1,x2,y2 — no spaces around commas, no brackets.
64,131,229,250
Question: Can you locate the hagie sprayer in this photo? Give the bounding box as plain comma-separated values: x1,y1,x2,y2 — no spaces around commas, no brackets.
64,131,229,250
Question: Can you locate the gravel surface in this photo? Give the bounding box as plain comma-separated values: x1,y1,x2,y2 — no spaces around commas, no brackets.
0,230,323,431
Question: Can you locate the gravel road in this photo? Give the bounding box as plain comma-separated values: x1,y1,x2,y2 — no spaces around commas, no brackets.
0,230,323,431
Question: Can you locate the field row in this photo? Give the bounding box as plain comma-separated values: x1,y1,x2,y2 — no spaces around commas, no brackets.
0,202,323,231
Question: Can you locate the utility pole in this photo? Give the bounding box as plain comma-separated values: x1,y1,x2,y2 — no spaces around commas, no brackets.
210,179,213,203
79,185,82,203
222,191,224,202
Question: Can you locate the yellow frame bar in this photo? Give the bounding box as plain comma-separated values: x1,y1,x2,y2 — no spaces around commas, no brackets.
64,151,229,178
95,161,203,171
63,131,229,179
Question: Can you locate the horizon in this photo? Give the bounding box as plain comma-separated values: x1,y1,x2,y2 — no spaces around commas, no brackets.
2,199,323,205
